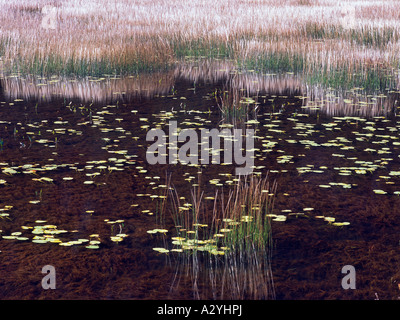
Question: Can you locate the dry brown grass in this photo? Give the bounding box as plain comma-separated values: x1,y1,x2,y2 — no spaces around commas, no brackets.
0,0,399,90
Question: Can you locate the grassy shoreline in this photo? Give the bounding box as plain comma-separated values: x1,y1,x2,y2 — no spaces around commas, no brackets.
1,0,399,92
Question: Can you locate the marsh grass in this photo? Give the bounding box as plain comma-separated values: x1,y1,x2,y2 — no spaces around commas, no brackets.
167,174,276,300
1,0,399,93
215,175,276,299
10,48,172,77
214,88,259,124
169,35,235,60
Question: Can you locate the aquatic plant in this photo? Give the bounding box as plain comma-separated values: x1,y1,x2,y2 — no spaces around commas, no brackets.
165,174,276,299
213,88,258,124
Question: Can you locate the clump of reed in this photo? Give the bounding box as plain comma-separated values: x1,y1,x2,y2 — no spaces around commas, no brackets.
167,174,276,300
213,88,258,124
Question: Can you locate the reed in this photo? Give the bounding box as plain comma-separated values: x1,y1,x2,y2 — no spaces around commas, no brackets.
167,174,276,300
213,88,258,124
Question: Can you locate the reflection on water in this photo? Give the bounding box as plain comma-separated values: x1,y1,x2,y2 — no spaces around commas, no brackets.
304,85,399,117
0,59,399,117
0,71,175,103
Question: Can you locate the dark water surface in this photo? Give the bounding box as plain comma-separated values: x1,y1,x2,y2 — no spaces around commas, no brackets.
1,69,400,300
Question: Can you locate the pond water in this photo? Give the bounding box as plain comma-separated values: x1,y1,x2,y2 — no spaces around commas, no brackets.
1,59,400,300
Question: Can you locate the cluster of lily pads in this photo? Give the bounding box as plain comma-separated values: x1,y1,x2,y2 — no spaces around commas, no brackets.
0,216,128,250
2,74,400,258
1,219,99,249
134,96,400,200
0,205,13,219
149,204,352,255
3,87,400,199
150,218,247,256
